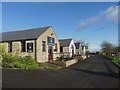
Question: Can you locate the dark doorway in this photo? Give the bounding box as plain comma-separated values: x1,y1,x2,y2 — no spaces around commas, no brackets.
71,45,74,57
48,46,53,61
60,46,63,52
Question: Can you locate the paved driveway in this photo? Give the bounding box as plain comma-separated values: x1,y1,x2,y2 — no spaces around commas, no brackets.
2,55,119,88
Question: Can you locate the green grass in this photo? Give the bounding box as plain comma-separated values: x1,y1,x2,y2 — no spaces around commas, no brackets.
103,55,120,67
112,57,120,67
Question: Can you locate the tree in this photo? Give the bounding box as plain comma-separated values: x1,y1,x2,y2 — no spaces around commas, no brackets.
101,41,114,56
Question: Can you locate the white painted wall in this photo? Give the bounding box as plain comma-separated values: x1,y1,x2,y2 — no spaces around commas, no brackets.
69,40,76,57
83,46,86,55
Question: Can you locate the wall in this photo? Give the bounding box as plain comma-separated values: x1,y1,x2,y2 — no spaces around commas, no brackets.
82,46,86,56
36,27,60,63
62,47,69,57
76,49,80,55
76,44,83,55
69,40,76,57
0,40,36,59
65,58,78,67
20,40,35,58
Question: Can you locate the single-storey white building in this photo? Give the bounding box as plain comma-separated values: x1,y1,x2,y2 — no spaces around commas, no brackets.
74,42,88,56
59,39,76,57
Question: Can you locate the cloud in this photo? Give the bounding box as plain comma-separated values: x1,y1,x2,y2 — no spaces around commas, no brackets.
104,5,118,24
79,16,101,30
78,5,119,31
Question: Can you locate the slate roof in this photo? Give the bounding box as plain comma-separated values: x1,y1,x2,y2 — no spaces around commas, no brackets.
75,43,80,49
59,39,72,47
74,42,81,49
0,26,51,42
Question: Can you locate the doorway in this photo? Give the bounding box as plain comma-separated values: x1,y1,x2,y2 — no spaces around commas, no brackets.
48,46,53,61
71,45,74,57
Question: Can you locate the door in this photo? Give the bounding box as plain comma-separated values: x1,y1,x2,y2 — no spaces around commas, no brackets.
48,46,53,61
71,45,74,57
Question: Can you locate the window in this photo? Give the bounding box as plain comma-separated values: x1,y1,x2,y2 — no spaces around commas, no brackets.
42,41,46,52
27,43,33,52
54,43,57,51
21,41,26,52
8,42,12,52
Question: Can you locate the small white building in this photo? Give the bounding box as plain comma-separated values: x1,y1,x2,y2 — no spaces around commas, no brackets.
59,39,76,57
74,42,82,55
74,42,88,56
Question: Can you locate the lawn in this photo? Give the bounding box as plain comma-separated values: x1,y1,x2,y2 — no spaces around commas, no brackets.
103,55,120,67
112,57,120,67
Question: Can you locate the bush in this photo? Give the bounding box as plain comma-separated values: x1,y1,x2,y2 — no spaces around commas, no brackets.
0,44,6,66
2,53,14,68
2,54,38,69
112,57,120,67
0,54,2,66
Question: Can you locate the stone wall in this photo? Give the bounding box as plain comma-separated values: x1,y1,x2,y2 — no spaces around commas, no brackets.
36,27,60,62
0,40,36,59
12,41,21,55
65,58,78,67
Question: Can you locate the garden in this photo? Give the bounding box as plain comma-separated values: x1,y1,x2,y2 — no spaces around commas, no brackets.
0,45,62,70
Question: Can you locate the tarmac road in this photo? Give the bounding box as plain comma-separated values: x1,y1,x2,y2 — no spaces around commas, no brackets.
2,55,119,88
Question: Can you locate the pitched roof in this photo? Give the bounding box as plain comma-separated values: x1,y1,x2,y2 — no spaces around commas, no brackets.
1,26,51,42
59,39,72,47
74,42,80,49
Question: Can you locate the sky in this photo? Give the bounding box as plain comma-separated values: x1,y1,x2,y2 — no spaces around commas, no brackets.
2,2,118,52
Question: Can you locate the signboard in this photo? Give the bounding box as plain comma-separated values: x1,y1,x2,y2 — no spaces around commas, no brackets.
47,36,55,45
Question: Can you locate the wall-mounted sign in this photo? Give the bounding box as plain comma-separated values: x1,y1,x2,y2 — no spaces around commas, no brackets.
47,36,55,45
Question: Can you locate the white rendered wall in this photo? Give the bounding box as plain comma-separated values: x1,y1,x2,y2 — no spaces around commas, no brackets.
69,40,76,57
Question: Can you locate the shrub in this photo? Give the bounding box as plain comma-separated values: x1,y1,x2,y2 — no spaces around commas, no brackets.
112,57,120,67
2,53,14,68
0,54,2,66
0,44,6,54
21,56,38,69
2,54,38,69
0,44,6,66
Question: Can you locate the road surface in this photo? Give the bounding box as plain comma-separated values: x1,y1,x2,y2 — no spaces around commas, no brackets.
2,55,119,88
